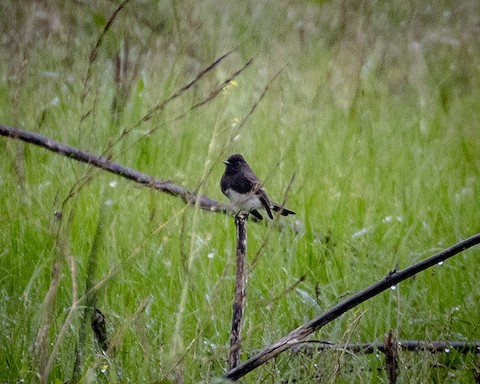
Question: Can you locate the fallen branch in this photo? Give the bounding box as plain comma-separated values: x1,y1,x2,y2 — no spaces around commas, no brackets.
0,124,231,214
224,233,480,381
296,338,480,383
293,340,480,354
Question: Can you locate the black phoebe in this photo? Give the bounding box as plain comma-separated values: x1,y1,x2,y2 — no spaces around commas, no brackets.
220,154,295,220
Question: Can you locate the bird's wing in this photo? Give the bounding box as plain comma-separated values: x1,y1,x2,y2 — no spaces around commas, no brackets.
258,192,273,219
251,184,272,219
240,168,273,219
230,168,257,194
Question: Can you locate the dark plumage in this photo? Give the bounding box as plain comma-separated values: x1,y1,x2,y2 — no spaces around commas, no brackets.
220,154,295,220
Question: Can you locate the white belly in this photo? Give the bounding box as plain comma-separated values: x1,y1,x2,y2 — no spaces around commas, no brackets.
224,189,263,212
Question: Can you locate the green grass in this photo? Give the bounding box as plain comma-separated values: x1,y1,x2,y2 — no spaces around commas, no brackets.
1,0,480,382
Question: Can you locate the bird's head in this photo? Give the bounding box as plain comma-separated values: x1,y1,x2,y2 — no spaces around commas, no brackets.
223,154,246,170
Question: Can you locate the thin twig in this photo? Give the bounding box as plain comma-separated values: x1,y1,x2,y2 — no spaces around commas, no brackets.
82,0,132,104
225,65,284,144
103,50,249,158
260,274,307,310
224,233,480,381
123,56,254,157
135,50,238,126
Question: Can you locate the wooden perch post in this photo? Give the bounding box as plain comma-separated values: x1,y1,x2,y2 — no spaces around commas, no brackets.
229,214,248,370
384,331,399,384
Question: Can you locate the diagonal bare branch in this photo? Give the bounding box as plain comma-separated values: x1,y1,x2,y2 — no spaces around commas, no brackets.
224,233,480,381
0,124,231,214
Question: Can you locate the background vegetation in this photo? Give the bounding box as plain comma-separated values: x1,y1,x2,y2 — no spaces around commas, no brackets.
1,0,479,382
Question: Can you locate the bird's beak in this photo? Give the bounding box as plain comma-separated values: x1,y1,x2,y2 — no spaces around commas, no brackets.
223,160,230,165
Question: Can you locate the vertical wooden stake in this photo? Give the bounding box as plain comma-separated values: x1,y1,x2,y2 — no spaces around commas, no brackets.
384,330,399,384
229,213,248,370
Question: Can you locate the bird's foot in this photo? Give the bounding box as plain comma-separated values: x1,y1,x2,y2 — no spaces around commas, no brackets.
234,211,249,221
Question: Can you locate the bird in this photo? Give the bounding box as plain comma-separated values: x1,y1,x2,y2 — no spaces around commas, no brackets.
220,154,295,220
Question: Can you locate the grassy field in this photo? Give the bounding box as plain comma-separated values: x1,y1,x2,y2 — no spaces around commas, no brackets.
1,0,480,382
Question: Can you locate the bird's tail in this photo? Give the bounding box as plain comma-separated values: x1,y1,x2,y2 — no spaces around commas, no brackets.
272,204,295,216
